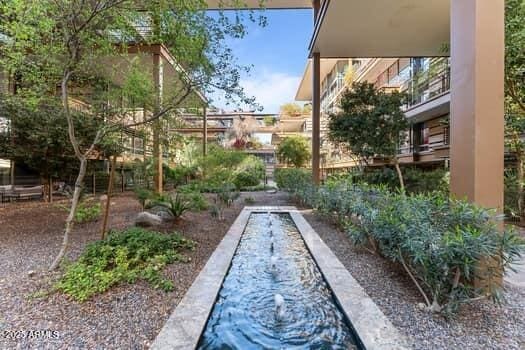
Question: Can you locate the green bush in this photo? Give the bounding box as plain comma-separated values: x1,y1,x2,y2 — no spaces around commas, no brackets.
278,171,525,315
276,135,311,168
165,164,198,187
504,169,521,219
150,193,193,219
178,147,265,192
133,187,152,209
183,191,209,211
274,168,311,191
56,228,195,301
74,202,101,223
350,167,449,195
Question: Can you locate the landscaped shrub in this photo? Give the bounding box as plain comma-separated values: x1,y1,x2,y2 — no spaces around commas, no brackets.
210,183,240,220
278,171,525,315
165,164,199,187
183,191,209,211
232,155,265,189
350,167,450,195
151,193,192,220
504,169,521,219
58,201,101,223
75,202,101,223
274,168,312,192
56,228,195,301
176,147,265,192
133,186,152,209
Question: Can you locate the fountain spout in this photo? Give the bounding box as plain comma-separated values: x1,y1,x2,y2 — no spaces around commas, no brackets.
270,255,278,273
270,236,274,252
274,293,285,320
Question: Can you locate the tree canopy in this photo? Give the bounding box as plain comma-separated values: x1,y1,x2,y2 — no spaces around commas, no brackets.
277,135,311,168
280,103,312,116
328,82,408,189
0,0,266,270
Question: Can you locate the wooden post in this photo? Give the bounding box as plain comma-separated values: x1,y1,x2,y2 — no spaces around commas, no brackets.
101,155,117,239
48,176,53,203
203,106,208,156
121,168,125,192
92,173,96,196
152,52,164,194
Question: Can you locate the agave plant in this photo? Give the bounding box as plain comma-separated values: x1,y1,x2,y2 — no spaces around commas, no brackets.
152,193,192,220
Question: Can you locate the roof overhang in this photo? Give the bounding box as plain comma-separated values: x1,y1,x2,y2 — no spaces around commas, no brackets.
310,0,450,58
295,58,343,101
206,0,312,10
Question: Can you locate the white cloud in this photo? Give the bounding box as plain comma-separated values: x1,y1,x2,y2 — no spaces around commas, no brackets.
211,69,302,114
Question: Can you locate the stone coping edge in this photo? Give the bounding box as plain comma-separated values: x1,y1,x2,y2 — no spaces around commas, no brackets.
151,206,409,350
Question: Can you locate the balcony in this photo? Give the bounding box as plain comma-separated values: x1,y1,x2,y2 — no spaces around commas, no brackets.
401,59,450,109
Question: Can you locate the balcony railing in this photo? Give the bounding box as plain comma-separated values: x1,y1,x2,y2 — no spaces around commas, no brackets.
401,62,451,108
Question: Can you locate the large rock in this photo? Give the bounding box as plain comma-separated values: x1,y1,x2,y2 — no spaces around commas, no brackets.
149,206,175,222
135,212,163,227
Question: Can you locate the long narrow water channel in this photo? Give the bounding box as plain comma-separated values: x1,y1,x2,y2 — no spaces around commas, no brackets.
198,212,361,349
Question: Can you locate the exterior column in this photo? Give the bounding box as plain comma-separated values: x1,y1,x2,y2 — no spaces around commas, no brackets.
450,0,504,211
313,0,320,22
152,53,164,194
203,106,208,156
312,52,321,184
311,0,321,184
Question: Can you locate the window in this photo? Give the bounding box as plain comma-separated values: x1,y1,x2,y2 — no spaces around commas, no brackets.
421,123,429,145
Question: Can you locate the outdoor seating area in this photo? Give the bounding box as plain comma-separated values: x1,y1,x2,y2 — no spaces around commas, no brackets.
0,185,43,203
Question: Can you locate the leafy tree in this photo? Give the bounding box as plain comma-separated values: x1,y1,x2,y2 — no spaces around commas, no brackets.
280,102,311,116
0,95,105,200
505,0,525,221
328,82,408,190
0,0,264,270
277,135,311,168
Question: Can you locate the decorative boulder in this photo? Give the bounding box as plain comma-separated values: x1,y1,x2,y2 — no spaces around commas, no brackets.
149,206,175,222
135,212,163,227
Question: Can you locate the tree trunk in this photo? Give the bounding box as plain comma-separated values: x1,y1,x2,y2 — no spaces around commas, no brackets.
42,176,53,203
48,176,53,203
393,157,405,192
101,155,117,239
49,157,87,271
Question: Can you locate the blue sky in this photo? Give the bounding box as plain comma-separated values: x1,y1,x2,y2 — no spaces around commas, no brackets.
210,9,313,114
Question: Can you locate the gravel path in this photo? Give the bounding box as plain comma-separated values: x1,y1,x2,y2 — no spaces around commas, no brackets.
0,191,290,350
300,209,525,350
1,191,523,349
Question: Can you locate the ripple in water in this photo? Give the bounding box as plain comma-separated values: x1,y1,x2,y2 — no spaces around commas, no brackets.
197,213,360,350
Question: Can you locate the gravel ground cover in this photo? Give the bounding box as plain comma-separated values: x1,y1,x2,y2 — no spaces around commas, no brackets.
301,209,525,350
0,191,290,350
1,191,523,349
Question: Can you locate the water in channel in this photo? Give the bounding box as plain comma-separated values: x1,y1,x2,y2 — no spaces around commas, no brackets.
197,213,360,350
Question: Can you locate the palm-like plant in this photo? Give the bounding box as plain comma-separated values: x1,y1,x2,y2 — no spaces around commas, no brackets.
152,193,192,220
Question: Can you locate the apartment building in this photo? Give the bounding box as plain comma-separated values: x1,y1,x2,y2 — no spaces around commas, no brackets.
296,56,452,171
0,41,206,189
174,111,278,165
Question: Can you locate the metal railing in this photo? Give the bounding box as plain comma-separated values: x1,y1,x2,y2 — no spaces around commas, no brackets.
401,65,451,108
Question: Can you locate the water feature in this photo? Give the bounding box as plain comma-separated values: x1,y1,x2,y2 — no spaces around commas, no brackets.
197,213,361,349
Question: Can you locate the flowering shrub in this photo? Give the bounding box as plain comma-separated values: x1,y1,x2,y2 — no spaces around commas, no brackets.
276,170,525,315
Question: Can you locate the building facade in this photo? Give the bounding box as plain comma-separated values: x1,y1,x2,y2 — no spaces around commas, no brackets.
296,56,452,172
